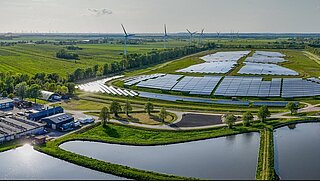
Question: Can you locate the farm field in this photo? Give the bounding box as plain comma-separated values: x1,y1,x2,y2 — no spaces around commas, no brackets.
0,41,188,76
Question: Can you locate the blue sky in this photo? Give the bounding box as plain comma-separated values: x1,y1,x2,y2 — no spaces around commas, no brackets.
0,0,320,33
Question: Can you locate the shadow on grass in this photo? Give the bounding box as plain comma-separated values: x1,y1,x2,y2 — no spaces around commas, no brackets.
102,124,120,138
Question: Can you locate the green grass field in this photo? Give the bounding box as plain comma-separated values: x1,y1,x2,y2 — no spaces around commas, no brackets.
0,41,187,76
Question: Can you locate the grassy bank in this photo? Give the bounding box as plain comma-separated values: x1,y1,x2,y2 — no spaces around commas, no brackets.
0,140,24,153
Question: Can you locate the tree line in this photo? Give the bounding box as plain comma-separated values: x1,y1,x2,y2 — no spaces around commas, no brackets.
67,43,216,82
0,72,75,100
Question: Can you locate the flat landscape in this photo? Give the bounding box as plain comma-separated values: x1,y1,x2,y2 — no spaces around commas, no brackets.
0,0,320,180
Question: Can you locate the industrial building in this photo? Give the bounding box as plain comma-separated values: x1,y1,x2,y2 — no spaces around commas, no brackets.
0,115,45,143
27,106,64,121
0,98,14,110
40,90,61,102
41,113,74,131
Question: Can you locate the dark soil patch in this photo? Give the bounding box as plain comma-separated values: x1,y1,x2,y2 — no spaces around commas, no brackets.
170,113,222,128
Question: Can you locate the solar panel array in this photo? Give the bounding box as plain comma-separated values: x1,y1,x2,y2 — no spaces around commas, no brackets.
176,51,250,74
238,62,298,75
171,76,222,95
307,77,320,84
245,57,287,64
123,73,165,86
136,74,183,90
214,76,281,97
200,51,251,62
76,76,138,97
176,61,236,74
282,78,320,98
138,91,291,107
254,51,285,57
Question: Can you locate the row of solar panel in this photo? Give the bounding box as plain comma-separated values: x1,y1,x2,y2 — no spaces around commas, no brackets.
238,63,299,76
138,91,292,107
124,73,165,86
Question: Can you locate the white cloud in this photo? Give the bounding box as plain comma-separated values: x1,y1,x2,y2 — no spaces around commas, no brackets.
88,8,113,17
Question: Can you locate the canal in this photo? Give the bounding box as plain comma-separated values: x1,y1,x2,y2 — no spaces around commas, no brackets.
61,132,260,180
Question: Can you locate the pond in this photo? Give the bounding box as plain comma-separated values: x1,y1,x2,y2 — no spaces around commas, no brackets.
61,132,260,180
0,144,122,180
274,123,320,180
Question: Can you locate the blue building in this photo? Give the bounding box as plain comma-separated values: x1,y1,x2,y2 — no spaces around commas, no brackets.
0,98,14,110
27,106,64,121
41,113,74,131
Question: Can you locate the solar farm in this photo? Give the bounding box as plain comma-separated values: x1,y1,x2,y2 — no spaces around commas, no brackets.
117,50,320,99
214,76,281,97
238,62,299,75
176,51,250,74
76,76,138,97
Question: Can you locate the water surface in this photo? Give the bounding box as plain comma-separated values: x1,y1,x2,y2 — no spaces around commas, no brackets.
0,144,122,180
61,132,260,180
274,123,320,180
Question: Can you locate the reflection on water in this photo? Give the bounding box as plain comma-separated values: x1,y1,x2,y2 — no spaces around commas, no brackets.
287,124,296,130
274,123,320,180
61,133,260,180
0,144,122,180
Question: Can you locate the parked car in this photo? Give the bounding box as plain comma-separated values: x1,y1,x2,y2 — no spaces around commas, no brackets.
78,117,95,124
74,120,81,127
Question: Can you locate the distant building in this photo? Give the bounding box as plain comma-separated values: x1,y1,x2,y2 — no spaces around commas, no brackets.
0,98,14,110
41,113,74,131
27,106,64,121
40,91,61,102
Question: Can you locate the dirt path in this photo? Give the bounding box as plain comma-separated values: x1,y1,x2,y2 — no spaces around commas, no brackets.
261,129,270,180
303,51,320,65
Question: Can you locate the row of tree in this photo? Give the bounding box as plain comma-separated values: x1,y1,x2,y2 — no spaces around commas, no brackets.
223,102,299,129
99,101,168,126
223,106,271,129
67,43,216,82
0,72,75,99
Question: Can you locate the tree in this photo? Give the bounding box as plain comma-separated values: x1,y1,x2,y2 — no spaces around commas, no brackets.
123,99,132,116
99,107,110,126
286,102,298,115
242,111,254,126
144,102,154,116
60,86,68,95
110,101,121,117
159,107,168,122
257,106,271,123
15,82,28,100
27,84,42,104
1,91,8,98
223,114,237,129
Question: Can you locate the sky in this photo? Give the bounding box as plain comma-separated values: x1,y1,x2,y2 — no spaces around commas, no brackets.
0,0,320,33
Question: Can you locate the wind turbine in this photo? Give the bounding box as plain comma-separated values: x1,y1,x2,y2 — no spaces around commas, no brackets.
163,24,168,49
216,31,221,42
186,29,197,44
198,28,205,44
121,24,134,56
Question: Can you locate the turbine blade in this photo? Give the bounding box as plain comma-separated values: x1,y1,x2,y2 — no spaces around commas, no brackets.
121,24,128,36
164,24,167,36
186,29,191,34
